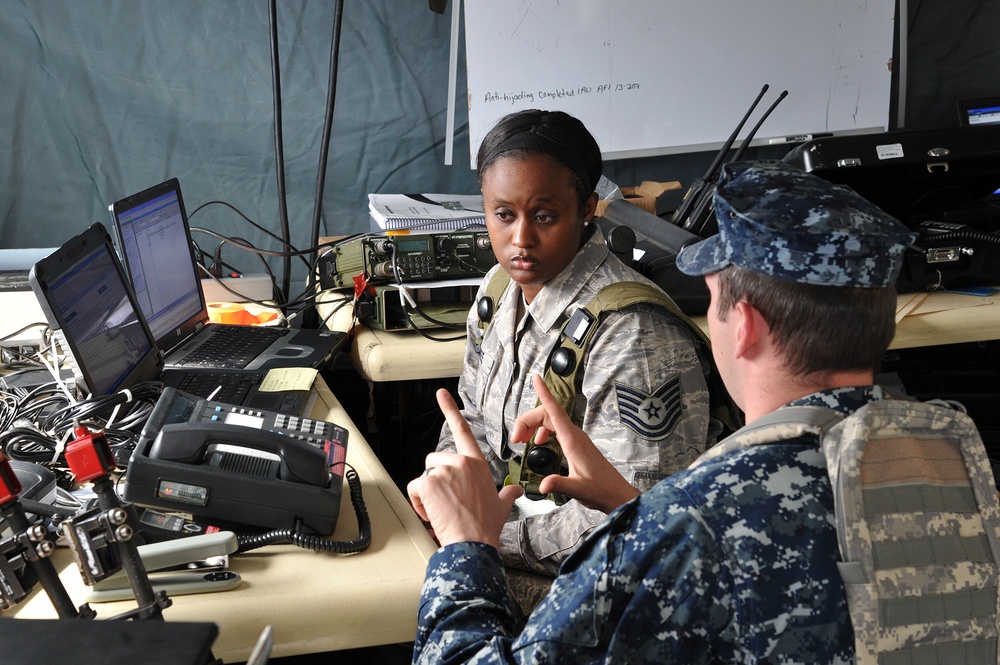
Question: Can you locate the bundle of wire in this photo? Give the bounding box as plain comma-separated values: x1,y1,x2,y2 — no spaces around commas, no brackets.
0,376,163,488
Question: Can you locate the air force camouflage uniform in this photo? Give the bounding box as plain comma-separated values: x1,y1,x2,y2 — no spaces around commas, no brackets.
416,161,920,663
437,227,716,578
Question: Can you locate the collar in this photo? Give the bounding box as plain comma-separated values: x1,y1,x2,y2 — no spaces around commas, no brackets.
689,385,883,470
784,385,884,414
525,229,608,333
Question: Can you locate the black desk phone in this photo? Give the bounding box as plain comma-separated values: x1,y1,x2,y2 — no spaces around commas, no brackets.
123,387,349,535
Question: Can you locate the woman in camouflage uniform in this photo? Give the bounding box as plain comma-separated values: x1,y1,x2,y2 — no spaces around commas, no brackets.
435,109,719,615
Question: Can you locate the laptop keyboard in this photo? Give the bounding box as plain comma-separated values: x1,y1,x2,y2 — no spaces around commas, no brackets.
172,371,263,405
174,325,287,368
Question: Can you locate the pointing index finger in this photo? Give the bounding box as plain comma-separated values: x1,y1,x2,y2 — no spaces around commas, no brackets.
436,388,486,460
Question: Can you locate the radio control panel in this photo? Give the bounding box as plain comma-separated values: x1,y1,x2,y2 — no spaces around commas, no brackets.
319,231,496,288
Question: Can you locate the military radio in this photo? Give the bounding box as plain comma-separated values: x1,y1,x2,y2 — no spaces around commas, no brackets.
318,231,496,289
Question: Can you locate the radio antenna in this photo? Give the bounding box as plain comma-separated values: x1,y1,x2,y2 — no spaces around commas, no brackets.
677,87,789,237
732,89,788,162
670,84,770,228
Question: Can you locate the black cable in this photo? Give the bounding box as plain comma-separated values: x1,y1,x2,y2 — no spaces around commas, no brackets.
402,299,466,331
190,229,333,315
402,310,466,343
388,244,466,342
191,224,352,315
0,382,163,467
307,0,346,306
1,322,50,346
318,295,354,331
917,228,1000,246
188,206,312,271
0,427,57,464
18,498,77,519
189,200,288,245
268,0,292,303
234,468,371,554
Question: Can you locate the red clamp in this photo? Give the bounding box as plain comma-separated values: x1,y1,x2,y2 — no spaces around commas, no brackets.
65,426,117,483
353,272,375,300
0,453,23,506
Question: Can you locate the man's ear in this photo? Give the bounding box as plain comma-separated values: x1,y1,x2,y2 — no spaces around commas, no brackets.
732,301,768,360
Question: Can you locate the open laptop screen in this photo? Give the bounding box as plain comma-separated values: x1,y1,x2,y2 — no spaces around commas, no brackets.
29,223,158,396
111,179,204,347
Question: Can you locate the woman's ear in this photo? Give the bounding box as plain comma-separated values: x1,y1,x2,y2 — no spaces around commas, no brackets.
582,191,599,223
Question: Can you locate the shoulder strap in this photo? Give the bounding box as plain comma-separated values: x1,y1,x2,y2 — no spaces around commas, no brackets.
475,268,511,335
477,277,684,419
691,404,843,467
542,281,676,421
545,281,742,437
512,280,709,503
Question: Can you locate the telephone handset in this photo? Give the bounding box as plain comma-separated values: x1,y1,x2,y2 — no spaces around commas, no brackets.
148,422,331,488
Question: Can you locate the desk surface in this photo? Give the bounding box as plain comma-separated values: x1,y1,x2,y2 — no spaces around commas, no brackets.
696,288,1000,351
9,377,437,662
317,287,1000,382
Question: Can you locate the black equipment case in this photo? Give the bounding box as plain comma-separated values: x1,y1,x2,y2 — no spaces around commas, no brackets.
597,199,710,315
783,125,1000,293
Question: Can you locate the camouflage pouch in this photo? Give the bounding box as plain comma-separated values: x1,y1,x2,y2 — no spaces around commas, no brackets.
822,400,1000,665
698,399,1000,663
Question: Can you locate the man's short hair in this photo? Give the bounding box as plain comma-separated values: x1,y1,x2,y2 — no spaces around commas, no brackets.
716,264,897,377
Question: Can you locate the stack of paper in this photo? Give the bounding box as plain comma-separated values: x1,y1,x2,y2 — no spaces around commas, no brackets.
368,193,486,231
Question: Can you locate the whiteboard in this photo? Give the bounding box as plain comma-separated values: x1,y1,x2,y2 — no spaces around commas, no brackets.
464,0,896,166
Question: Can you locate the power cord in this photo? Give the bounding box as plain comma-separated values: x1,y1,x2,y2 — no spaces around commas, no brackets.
0,381,162,474
306,0,347,328
268,0,292,301
390,244,467,342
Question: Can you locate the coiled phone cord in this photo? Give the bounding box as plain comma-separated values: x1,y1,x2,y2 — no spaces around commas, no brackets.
235,468,371,554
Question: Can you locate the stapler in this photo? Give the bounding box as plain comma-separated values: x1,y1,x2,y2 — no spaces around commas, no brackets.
81,531,241,603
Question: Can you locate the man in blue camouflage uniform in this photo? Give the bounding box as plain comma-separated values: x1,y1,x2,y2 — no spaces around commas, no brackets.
408,161,917,663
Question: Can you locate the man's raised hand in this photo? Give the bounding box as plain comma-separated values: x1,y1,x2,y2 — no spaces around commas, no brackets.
407,389,522,548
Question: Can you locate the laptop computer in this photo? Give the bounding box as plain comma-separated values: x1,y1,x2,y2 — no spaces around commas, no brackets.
107,177,343,372
28,222,312,414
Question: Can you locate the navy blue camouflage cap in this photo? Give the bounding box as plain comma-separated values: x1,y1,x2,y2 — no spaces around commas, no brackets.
676,161,917,287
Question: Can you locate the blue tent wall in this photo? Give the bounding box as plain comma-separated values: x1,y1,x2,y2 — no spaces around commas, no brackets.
1,0,996,292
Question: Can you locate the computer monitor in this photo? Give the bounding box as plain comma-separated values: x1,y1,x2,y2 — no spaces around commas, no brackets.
958,96,1000,127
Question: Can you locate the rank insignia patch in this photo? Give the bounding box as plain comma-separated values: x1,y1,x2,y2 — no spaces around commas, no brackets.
615,377,682,440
